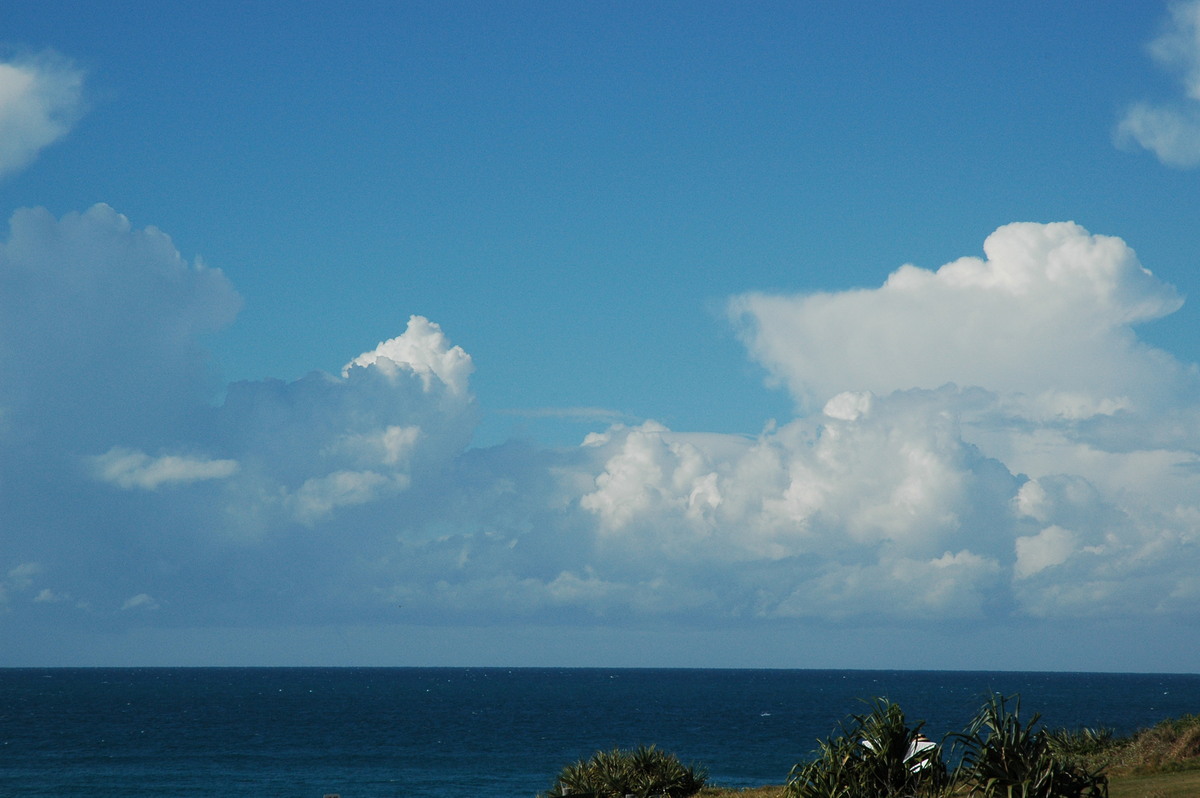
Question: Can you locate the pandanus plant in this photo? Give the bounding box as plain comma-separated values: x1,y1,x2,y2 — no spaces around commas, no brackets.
951,694,1108,798
546,744,707,798
785,699,949,798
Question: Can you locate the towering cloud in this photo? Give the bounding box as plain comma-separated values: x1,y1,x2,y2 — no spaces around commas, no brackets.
0,204,241,451
725,221,1200,624
211,314,479,534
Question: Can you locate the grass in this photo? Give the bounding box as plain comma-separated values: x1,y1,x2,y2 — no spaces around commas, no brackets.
701,775,1200,798
700,787,786,798
1103,715,1200,773
701,771,1200,798
1097,713,1200,797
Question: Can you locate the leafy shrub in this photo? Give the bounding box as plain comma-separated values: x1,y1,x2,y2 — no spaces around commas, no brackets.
951,694,1108,798
546,744,707,798
785,699,949,798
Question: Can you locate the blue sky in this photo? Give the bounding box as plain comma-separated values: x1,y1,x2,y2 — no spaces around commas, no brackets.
4,1,1200,670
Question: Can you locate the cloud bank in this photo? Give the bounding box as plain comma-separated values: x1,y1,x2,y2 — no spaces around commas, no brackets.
4,206,1200,662
0,51,85,179
1117,0,1200,167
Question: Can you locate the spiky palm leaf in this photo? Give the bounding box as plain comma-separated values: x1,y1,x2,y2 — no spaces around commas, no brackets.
951,694,1107,798
786,698,949,798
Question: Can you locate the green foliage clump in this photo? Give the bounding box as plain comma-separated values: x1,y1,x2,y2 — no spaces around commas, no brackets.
952,694,1108,798
785,699,949,798
546,744,708,798
1043,726,1116,775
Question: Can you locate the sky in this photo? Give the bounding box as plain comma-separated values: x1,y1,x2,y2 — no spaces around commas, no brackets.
3,1,1200,671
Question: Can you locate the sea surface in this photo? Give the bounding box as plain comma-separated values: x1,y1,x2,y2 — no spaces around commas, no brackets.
3,668,1200,797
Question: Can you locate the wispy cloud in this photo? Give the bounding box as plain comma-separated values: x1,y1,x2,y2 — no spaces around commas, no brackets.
500,406,637,424
0,51,85,179
1117,0,1200,167
1,563,42,611
91,448,239,490
121,593,159,611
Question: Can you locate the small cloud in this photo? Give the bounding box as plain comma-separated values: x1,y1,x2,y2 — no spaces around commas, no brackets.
6,562,41,591
1015,525,1079,579
0,51,85,179
121,593,159,611
1116,103,1200,167
286,469,403,524
329,425,422,467
90,447,239,490
343,315,474,395
1,563,42,612
823,391,874,422
33,588,69,603
1116,0,1200,167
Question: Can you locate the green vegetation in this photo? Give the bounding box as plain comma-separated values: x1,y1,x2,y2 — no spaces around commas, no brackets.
782,695,1108,797
951,694,1107,798
785,699,948,798
546,744,708,798
1102,713,1200,774
550,702,1200,798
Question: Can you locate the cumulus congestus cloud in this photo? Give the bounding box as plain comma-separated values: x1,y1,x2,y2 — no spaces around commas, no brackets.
0,204,242,451
4,206,1200,636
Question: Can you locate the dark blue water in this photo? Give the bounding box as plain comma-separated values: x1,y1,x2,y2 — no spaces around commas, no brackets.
2,668,1198,797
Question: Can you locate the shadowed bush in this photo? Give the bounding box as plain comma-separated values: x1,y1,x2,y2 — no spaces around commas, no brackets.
546,744,708,798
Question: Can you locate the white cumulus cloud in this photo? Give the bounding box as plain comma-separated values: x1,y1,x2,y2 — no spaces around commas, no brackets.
573,388,1020,621
730,221,1185,415
1117,0,1200,167
717,221,1200,623
7,206,1200,658
1014,525,1080,579
0,52,85,179
343,315,474,396
211,320,478,534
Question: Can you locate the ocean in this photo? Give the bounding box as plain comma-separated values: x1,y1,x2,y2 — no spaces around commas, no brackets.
3,668,1199,797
